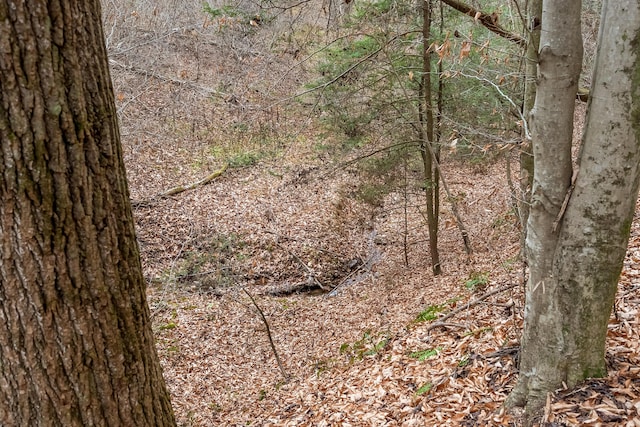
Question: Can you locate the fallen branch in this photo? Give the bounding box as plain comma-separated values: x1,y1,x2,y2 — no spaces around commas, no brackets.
427,282,517,332
430,322,469,330
132,164,228,207
482,346,519,359
161,163,229,197
109,58,227,98
273,241,330,291
264,280,325,297
242,288,289,382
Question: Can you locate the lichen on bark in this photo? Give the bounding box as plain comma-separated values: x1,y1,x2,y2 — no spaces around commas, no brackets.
508,1,640,423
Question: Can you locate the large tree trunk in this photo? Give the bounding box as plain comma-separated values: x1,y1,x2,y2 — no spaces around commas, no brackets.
506,0,583,417
508,0,640,422
0,1,176,426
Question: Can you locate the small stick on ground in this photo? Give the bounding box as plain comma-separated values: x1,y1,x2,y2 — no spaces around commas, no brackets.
242,287,289,382
273,241,330,291
161,163,229,197
427,282,517,332
131,164,228,207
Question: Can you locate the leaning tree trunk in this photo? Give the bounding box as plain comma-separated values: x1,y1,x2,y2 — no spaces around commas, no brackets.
508,0,640,423
0,1,176,426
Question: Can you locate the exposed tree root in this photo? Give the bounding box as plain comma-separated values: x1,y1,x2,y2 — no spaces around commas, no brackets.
263,280,327,297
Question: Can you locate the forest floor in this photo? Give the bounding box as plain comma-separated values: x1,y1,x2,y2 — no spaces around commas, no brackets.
106,1,640,425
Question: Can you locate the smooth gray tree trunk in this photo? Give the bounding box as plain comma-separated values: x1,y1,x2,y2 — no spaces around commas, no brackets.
518,0,542,248
508,0,640,423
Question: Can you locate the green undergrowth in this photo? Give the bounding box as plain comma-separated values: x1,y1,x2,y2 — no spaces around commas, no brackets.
339,330,391,363
414,304,446,322
465,271,489,291
415,383,433,396
409,346,443,361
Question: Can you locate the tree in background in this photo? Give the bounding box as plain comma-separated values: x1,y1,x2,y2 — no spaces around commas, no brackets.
307,0,528,272
0,1,176,425
507,0,640,422
419,0,443,275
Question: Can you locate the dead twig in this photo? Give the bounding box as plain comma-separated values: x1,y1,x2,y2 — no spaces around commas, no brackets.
109,58,227,98
242,288,289,382
273,241,330,291
161,163,229,197
482,346,519,359
132,164,228,207
427,283,517,332
430,322,468,330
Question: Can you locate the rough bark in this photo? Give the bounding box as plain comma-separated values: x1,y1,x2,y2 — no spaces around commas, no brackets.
0,1,176,426
508,0,640,422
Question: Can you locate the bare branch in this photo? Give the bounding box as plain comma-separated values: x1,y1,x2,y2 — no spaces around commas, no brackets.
131,164,228,207
439,0,526,46
427,283,518,332
242,288,289,382
457,71,530,140
161,164,229,197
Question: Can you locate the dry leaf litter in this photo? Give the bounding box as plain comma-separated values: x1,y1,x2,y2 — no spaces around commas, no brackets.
104,3,640,425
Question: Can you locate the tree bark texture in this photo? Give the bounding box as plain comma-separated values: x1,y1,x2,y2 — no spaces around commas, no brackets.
518,0,542,251
507,0,583,417
0,1,176,426
553,0,640,381
420,0,442,276
509,0,640,421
